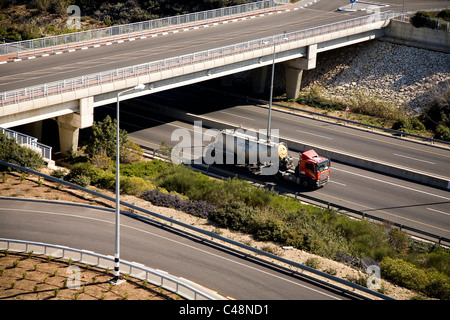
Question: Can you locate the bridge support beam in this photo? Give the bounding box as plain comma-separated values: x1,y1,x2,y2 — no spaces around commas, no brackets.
57,97,94,155
284,44,317,100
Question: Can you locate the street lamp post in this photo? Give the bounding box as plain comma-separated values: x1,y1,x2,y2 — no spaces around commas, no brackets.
266,39,276,143
266,33,288,142
110,83,146,285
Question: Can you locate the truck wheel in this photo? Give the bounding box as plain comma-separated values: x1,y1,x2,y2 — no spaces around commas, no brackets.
301,179,310,189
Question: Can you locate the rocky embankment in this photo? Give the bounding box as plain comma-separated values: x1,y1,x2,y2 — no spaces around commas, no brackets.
300,40,450,111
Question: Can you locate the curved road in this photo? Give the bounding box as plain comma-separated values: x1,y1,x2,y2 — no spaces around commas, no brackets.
0,198,362,300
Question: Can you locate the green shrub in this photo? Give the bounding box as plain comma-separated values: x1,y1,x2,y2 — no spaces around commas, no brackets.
435,124,450,141
297,86,345,111
334,217,392,260
120,176,154,196
120,159,170,179
305,257,321,269
66,162,113,188
381,257,450,299
381,257,428,291
411,11,435,28
0,132,45,170
51,169,67,179
209,201,255,232
93,170,116,189
392,117,426,133
437,9,450,21
156,165,222,203
71,174,91,187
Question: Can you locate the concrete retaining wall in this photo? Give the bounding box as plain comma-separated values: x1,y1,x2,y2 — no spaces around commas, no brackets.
382,20,450,53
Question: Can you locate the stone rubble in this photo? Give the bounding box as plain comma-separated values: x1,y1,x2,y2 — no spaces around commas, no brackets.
300,40,450,112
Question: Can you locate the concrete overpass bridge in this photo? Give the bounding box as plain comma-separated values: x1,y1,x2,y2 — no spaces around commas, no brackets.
0,0,425,154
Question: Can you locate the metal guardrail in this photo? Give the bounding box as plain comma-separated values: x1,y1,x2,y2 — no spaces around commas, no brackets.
1,127,52,160
0,0,289,58
0,10,402,107
0,160,394,300
0,238,219,300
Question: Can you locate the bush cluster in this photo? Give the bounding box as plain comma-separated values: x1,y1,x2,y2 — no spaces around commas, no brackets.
0,132,45,170
420,88,450,141
411,10,450,30
141,189,217,219
64,161,155,195
381,257,450,300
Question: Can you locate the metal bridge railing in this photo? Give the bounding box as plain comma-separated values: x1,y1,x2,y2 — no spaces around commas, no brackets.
1,127,52,160
0,10,402,108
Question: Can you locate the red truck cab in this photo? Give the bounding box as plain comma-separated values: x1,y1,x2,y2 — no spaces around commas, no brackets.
296,149,330,188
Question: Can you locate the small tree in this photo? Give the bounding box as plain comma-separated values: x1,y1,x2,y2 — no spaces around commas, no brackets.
85,115,128,161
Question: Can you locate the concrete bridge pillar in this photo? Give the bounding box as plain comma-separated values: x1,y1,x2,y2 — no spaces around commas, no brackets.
57,96,94,155
284,44,317,100
57,122,79,155
252,66,268,94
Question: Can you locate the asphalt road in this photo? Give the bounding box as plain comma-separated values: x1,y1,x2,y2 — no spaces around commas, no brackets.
90,87,450,242
0,198,359,300
137,86,450,180
2,0,448,94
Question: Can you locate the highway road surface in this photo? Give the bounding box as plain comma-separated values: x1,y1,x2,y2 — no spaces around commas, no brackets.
0,198,365,300
136,86,450,181
89,86,450,243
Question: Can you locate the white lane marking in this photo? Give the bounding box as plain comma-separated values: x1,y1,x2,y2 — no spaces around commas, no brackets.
427,208,450,217
329,180,347,187
332,167,450,201
296,130,333,140
393,153,436,165
0,206,340,300
220,111,254,121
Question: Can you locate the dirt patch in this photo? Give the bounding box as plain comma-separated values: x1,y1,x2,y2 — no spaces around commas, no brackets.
0,171,420,300
0,251,180,300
